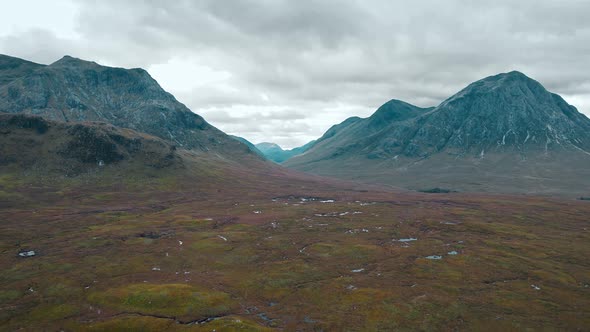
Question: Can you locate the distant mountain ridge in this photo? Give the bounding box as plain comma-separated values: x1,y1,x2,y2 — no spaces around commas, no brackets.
255,140,316,163
0,54,258,159
285,71,590,196
230,135,266,158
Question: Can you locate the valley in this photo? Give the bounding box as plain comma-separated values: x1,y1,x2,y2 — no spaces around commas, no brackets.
1,54,589,331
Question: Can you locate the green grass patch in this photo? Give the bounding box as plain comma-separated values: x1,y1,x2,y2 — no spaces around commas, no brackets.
88,283,235,320
28,303,80,322
0,289,21,304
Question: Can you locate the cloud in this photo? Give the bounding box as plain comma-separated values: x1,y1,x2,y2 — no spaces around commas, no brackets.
0,29,80,65
1,0,589,148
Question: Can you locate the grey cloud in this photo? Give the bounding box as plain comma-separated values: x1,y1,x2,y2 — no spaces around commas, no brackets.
0,29,79,65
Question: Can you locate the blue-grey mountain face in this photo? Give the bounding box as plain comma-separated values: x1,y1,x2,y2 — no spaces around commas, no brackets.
404,71,590,157
285,72,590,195
255,140,316,163
0,55,254,157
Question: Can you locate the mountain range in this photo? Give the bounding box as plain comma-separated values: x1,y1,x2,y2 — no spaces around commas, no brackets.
285,71,590,196
1,54,588,196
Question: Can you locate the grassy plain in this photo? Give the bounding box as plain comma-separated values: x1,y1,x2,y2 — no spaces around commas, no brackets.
1,167,589,331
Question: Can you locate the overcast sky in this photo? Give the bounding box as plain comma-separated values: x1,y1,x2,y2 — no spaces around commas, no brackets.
1,1,589,148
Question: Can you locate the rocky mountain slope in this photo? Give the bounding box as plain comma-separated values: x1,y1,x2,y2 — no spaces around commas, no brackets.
255,140,316,163
0,55,256,159
285,72,590,196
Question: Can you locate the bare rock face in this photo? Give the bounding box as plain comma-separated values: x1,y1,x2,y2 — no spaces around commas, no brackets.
0,55,252,157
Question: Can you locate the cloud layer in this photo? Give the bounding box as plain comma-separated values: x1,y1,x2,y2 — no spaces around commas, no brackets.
1,0,589,148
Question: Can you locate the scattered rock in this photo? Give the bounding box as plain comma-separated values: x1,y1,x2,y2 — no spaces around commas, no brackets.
425,255,443,260
396,238,417,242
314,212,338,217
18,250,36,257
441,221,460,225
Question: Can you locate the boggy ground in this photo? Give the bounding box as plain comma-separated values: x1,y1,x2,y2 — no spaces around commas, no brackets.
1,171,589,331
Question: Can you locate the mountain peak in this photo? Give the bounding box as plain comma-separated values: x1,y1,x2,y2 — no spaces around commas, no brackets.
440,70,548,109
50,55,99,68
503,70,528,78
367,99,433,131
473,70,540,89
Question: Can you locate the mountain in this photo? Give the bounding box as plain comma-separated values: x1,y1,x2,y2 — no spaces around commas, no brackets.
0,55,257,159
229,135,266,158
255,140,316,163
285,71,590,196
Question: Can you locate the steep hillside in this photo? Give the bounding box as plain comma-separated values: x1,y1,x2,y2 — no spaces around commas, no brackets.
285,72,590,196
230,135,266,158
0,113,184,176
